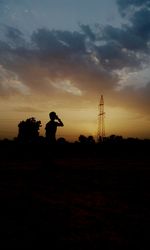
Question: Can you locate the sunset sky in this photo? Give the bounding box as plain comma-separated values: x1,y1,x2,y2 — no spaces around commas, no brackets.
0,0,150,141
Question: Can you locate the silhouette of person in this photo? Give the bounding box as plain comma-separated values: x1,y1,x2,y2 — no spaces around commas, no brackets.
45,112,64,144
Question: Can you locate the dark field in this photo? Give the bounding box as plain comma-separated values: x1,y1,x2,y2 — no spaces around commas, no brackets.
0,141,150,249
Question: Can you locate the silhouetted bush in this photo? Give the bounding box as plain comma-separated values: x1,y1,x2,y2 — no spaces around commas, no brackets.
79,135,95,144
79,135,88,144
108,135,123,143
87,136,95,144
17,117,42,143
57,137,68,144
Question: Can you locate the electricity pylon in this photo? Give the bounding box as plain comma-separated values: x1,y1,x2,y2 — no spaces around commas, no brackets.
97,95,105,141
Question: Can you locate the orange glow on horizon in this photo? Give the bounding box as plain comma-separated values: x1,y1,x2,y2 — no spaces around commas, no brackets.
0,100,150,141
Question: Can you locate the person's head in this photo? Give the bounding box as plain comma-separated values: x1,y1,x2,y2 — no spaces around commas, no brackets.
49,111,57,120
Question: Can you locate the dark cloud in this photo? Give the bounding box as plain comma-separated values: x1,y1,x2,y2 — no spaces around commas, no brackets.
114,0,150,53
96,1,150,72
31,29,66,54
5,26,25,48
101,25,148,51
31,28,86,55
95,41,141,70
0,5,150,116
0,40,10,51
131,8,150,40
0,26,116,95
79,24,96,41
117,0,150,16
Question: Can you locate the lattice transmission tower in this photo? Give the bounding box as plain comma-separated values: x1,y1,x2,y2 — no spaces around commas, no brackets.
97,95,105,141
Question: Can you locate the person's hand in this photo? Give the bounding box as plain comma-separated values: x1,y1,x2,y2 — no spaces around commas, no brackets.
55,115,59,120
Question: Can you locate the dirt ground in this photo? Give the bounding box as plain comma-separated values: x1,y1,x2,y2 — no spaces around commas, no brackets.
0,143,149,249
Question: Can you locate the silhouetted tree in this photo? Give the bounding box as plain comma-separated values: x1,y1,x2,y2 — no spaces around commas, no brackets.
108,135,123,143
57,137,68,144
18,117,41,142
87,136,95,144
79,135,87,144
79,135,95,144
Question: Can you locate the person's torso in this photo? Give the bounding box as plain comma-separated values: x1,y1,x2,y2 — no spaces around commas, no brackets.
46,121,58,136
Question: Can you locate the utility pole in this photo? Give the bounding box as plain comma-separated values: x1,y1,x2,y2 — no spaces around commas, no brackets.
97,95,105,141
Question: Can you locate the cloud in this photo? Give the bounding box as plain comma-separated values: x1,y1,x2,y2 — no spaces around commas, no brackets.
97,9,150,70
91,0,150,116
79,24,96,41
117,0,150,16
101,25,148,52
0,26,116,96
49,80,82,96
31,28,86,55
0,1,150,117
0,64,30,96
131,8,150,41
5,26,25,48
116,2,150,56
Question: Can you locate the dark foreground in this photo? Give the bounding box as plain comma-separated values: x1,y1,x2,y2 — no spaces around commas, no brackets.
0,141,150,249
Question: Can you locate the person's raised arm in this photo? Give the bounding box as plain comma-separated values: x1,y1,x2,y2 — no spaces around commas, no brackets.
56,116,64,126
